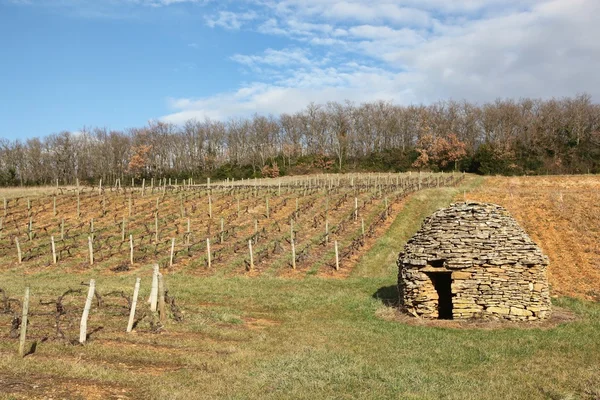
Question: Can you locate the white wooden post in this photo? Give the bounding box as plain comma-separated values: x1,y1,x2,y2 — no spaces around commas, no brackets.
88,236,94,265
334,240,339,271
206,238,212,268
129,234,134,265
158,273,166,323
18,287,29,357
220,217,224,243
15,237,22,264
51,236,57,264
79,279,95,344
169,238,175,267
150,264,159,312
155,212,159,243
248,240,254,270
291,239,296,270
127,277,141,332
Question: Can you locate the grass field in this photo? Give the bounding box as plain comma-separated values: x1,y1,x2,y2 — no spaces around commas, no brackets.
0,175,599,399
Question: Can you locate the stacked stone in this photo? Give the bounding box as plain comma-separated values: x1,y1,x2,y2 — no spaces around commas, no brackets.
398,202,551,321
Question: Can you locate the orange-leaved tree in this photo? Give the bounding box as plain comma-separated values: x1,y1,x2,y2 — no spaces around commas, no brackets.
413,134,467,171
128,144,152,178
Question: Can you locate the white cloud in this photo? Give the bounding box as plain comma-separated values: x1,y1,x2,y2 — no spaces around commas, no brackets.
205,10,257,30
161,63,420,123
231,48,313,67
162,0,600,123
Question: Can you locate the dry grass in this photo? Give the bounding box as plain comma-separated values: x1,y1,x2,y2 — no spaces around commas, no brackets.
465,175,600,300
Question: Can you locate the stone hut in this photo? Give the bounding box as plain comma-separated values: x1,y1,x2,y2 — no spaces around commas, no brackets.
397,202,551,321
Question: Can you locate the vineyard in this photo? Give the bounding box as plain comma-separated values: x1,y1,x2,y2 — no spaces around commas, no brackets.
0,174,598,400
0,173,462,276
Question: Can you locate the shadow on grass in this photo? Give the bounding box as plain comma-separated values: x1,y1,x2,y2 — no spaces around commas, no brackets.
372,285,398,307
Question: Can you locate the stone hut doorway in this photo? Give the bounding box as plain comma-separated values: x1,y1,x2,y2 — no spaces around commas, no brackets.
425,272,453,319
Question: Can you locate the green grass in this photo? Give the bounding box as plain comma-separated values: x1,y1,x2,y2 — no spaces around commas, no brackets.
0,175,599,400
353,175,484,277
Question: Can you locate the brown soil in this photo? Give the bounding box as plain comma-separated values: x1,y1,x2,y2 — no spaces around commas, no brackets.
0,371,133,399
465,175,600,301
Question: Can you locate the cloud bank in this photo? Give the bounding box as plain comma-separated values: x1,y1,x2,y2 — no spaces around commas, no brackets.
162,0,600,123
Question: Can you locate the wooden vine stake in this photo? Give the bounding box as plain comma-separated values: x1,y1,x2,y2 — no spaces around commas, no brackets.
248,240,254,271
51,236,57,264
158,273,166,323
354,197,358,221
149,264,159,311
291,239,296,270
18,287,30,357
384,197,389,218
53,196,57,216
127,277,141,332
79,279,95,344
334,240,339,271
266,196,269,218
169,238,175,267
60,219,65,240
154,212,159,243
220,217,224,243
179,194,184,218
325,219,329,243
208,195,213,219
206,238,212,268
15,237,22,264
88,236,94,265
129,234,134,265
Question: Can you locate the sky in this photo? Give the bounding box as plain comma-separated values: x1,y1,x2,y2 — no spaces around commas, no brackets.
0,0,598,140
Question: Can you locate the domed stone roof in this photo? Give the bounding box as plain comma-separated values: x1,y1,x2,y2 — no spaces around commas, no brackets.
399,202,549,269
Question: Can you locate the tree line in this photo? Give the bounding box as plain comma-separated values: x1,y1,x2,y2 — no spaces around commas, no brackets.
1,94,599,186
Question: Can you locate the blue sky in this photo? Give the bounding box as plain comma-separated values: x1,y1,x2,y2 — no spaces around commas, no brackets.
1,0,598,140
